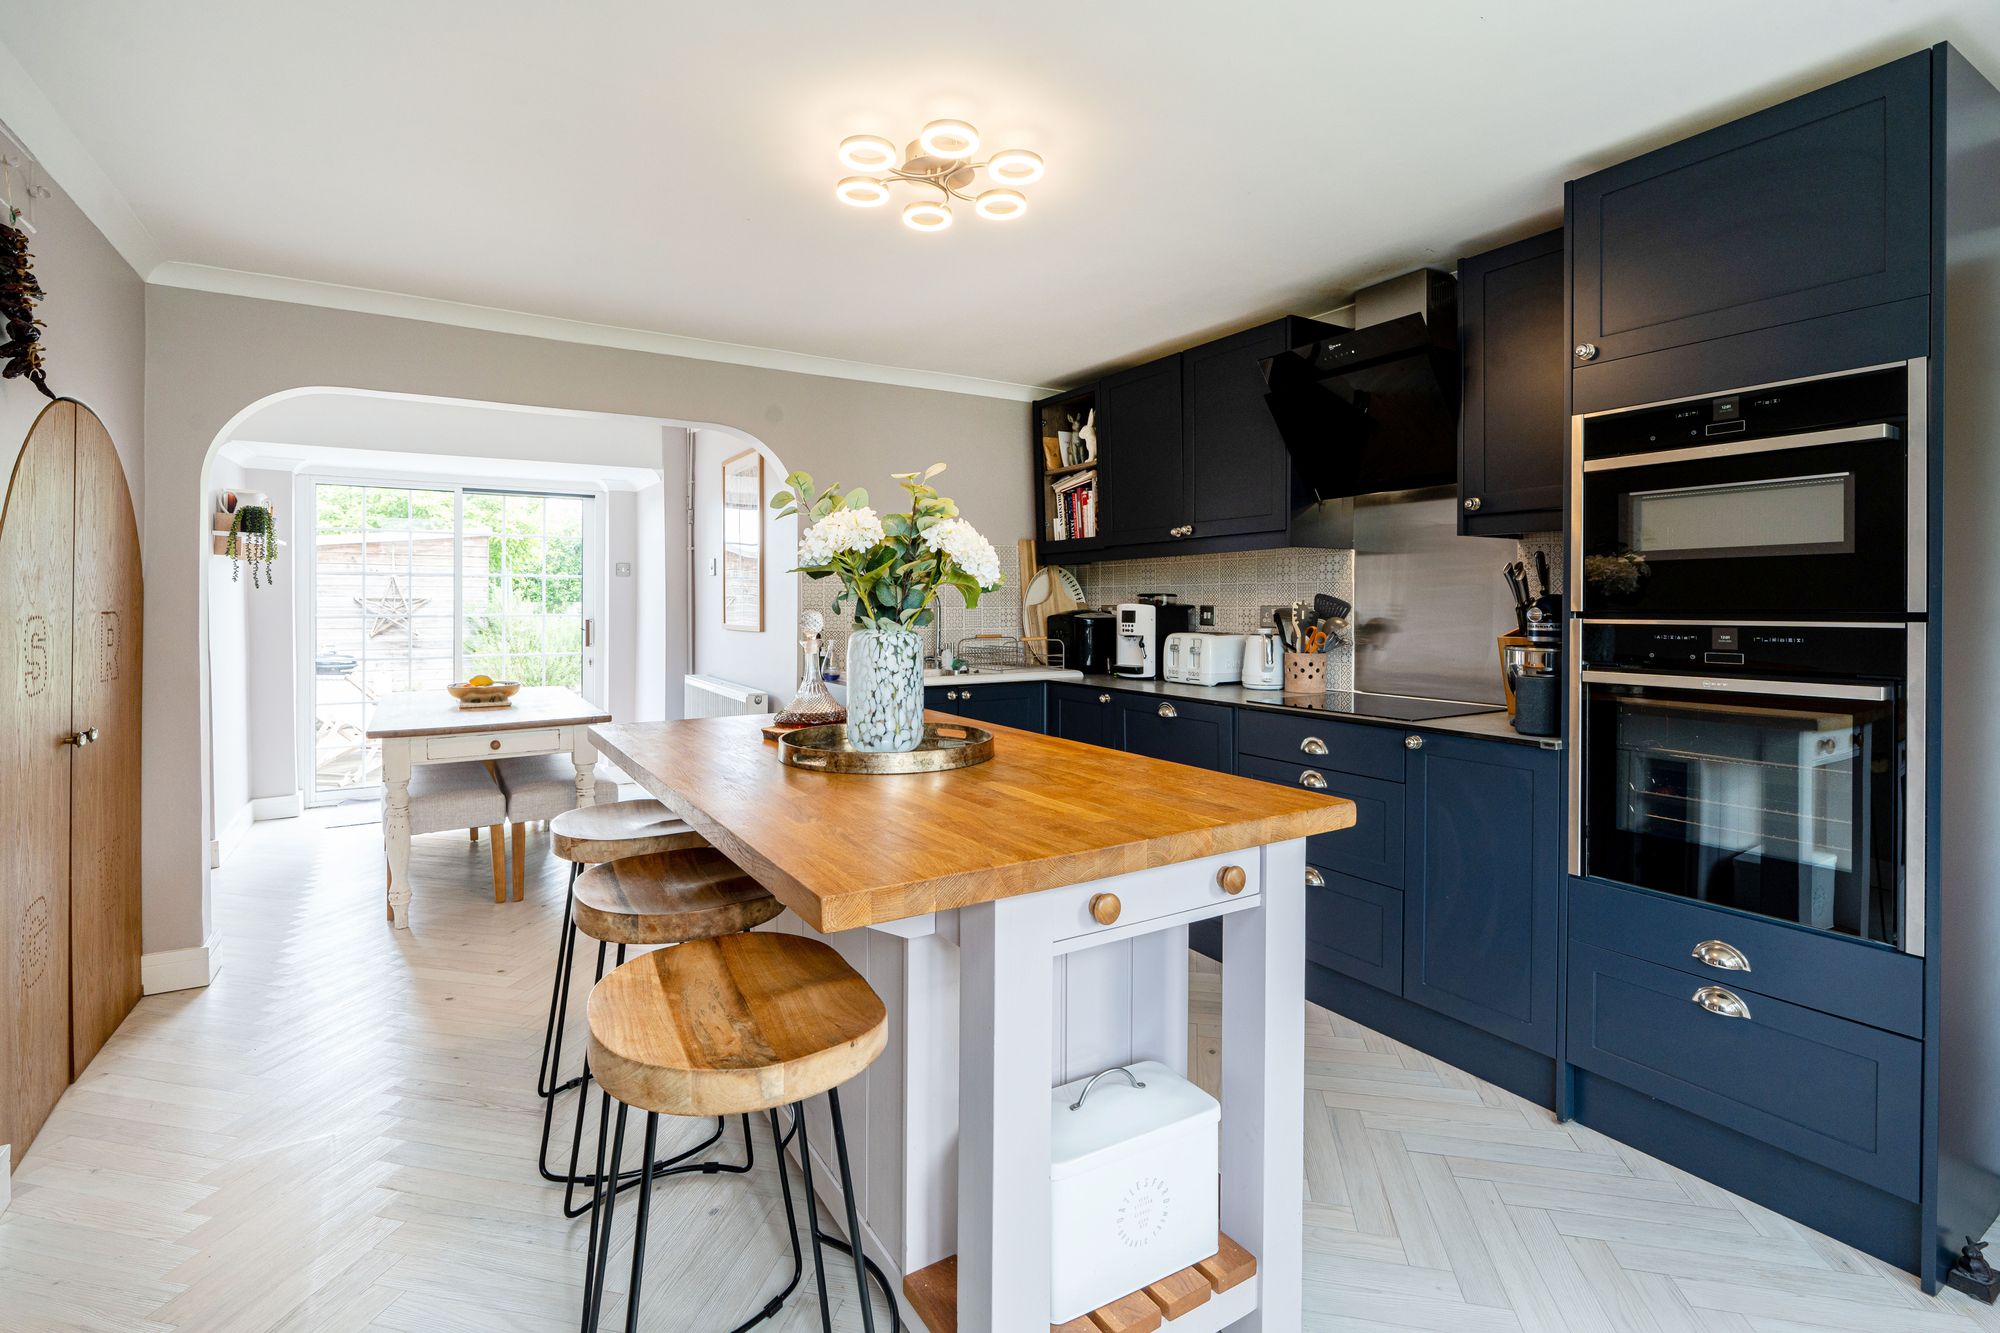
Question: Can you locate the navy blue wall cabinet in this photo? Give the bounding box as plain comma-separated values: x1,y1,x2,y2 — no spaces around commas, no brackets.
1183,317,1335,541
1567,940,1921,1201
1403,735,1560,1055
1047,682,1116,747
1458,228,1566,537
1097,358,1186,547
1568,51,1932,410
926,681,1046,733
1031,383,1103,560
1116,693,1234,772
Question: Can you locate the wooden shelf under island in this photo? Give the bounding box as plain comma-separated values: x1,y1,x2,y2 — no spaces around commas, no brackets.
904,1233,1259,1333
588,713,1352,1332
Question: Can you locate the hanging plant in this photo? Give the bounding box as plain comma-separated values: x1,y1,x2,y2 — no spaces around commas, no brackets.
226,504,278,588
0,218,53,399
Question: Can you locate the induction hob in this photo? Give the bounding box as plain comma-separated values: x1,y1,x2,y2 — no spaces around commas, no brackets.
1243,690,1500,723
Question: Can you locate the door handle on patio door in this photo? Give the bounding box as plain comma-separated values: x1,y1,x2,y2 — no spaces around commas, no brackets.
583,618,594,648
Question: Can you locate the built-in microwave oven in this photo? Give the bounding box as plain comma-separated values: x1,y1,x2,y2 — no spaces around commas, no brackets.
1567,620,1919,954
1572,362,1924,620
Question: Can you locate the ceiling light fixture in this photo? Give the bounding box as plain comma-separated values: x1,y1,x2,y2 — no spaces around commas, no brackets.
833,119,1042,233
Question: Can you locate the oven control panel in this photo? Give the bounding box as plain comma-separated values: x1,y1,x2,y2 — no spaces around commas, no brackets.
1582,365,1906,461
1580,622,1905,680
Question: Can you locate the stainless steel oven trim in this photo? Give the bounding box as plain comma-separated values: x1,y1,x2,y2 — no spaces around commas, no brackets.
1906,356,1928,616
1573,359,1914,420
1568,411,1585,614
1905,625,1926,956
1578,669,1893,702
1582,424,1900,473
1567,629,1584,876
1579,618,1905,629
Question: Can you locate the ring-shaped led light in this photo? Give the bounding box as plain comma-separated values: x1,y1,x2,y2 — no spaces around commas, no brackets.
987,149,1044,185
974,188,1027,220
838,135,898,171
835,177,890,207
918,119,980,160
903,200,953,232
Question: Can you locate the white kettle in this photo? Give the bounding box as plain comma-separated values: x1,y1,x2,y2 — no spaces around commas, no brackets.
1241,628,1283,688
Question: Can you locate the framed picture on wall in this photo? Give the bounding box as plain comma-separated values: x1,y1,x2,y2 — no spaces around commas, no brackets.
722,448,763,632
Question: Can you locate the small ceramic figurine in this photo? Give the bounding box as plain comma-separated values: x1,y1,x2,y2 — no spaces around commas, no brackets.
1076,408,1098,462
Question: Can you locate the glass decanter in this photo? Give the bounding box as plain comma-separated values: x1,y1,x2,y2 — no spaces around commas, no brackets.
775,611,847,727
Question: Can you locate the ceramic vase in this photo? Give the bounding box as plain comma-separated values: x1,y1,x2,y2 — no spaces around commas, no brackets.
846,625,925,751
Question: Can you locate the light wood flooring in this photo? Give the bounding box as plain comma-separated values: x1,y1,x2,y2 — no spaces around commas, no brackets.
2,809,1995,1331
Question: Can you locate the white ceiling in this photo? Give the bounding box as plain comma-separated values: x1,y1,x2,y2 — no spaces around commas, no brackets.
6,2,1999,395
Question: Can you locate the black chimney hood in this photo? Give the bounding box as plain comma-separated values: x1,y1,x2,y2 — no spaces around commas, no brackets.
1261,270,1459,500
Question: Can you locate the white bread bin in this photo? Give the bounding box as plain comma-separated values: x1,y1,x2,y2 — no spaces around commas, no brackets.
1049,1060,1220,1322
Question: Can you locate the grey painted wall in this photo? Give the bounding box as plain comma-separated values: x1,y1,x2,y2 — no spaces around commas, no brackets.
691,428,799,703
144,285,1028,951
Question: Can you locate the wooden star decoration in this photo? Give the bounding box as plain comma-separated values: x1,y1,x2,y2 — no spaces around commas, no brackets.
354,575,430,638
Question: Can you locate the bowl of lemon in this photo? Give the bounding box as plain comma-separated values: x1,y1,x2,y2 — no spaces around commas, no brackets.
446,676,522,709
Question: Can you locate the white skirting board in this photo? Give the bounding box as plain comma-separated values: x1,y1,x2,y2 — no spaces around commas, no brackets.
1,1143,9,1216
251,792,302,820
209,802,255,868
142,933,222,995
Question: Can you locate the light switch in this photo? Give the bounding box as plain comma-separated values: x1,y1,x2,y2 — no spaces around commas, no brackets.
614,562,633,577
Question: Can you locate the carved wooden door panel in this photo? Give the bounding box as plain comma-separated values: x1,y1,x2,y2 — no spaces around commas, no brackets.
68,406,141,1074
2,400,76,1162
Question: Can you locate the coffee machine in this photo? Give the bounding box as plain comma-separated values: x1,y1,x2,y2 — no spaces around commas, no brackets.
1113,600,1193,678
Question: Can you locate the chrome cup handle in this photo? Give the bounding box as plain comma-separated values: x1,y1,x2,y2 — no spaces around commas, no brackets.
1691,939,1751,972
1692,985,1752,1020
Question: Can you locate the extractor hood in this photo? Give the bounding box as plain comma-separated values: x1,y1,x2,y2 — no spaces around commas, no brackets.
1261,269,1459,500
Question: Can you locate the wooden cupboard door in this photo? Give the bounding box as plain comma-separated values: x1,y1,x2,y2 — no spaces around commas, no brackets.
68,406,142,1074
2,400,76,1163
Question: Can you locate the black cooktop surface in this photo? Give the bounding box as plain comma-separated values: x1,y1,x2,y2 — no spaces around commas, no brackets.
1247,690,1500,723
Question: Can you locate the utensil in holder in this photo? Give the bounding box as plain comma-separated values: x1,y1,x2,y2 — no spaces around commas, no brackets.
1282,650,1325,693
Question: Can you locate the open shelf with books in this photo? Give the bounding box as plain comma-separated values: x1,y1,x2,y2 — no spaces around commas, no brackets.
1035,383,1102,555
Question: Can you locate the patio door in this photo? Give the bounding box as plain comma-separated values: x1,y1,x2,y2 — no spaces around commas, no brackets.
305,481,599,802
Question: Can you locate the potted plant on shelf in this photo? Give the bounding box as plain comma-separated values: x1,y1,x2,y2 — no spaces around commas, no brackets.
225,502,278,588
773,463,1002,753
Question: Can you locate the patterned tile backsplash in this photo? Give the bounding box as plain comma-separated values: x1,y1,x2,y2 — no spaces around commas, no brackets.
800,532,1566,684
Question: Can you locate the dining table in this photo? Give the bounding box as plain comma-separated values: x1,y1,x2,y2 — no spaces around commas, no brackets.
365,686,610,928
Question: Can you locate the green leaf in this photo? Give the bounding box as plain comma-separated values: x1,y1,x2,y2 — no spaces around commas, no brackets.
770,489,794,508
923,462,948,479
881,513,914,538
845,487,869,511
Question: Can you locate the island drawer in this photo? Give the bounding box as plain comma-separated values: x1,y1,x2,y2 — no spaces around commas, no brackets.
1049,851,1263,945
425,727,563,762
1237,710,1407,782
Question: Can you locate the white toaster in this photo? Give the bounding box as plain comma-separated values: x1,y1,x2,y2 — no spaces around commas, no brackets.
1161,632,1246,686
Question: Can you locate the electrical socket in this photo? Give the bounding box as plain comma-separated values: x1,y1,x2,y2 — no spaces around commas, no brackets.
1198,604,1216,627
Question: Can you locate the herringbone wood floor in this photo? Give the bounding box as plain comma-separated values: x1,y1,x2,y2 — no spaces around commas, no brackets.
1,810,1993,1331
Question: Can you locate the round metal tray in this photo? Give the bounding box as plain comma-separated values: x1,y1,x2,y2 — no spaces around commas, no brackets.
776,722,995,774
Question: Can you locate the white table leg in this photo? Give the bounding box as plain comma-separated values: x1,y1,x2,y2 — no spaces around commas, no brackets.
383,740,413,930
570,727,598,809
1221,837,1306,1331
957,893,1053,1333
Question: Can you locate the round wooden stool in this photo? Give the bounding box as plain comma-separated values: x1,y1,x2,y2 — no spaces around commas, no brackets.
536,800,708,1105
536,842,782,1216
579,933,897,1333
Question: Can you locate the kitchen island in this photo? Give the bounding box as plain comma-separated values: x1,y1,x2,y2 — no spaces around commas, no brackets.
590,713,1353,1333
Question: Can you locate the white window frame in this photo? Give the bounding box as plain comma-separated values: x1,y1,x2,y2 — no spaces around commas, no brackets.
295,467,608,807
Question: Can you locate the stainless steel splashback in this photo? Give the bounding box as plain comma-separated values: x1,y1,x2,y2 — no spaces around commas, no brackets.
1352,486,1519,703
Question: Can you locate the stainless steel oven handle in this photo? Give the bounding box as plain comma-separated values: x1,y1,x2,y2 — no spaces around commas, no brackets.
1581,423,1900,473
1578,670,1892,702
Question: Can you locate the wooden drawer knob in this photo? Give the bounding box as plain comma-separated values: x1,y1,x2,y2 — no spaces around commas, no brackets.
1089,893,1121,926
1217,865,1247,895
489,739,502,751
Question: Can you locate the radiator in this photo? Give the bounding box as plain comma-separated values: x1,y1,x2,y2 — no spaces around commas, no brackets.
683,674,770,718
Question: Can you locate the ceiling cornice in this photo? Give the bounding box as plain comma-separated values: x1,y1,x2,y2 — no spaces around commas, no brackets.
149,261,1051,402
0,37,163,274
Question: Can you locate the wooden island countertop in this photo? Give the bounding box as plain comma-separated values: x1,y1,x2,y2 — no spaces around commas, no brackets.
590,713,1354,933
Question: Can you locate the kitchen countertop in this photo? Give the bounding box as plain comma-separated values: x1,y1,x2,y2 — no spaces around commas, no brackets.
1072,673,1561,749
591,713,1353,932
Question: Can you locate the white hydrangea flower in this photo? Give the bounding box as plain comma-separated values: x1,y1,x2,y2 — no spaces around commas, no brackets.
922,517,1003,588
798,505,886,566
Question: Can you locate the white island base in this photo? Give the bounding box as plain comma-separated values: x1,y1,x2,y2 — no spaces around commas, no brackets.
774,838,1307,1333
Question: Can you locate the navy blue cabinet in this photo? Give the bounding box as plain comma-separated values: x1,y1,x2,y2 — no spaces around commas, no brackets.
1116,694,1233,772
1457,229,1566,537
1097,359,1186,546
1403,735,1560,1056
1183,317,1334,542
1048,683,1116,747
1307,865,1403,995
924,682,1046,733
1238,754,1405,888
1568,51,1931,397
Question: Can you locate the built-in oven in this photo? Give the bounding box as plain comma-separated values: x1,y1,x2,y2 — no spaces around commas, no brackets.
1567,620,1920,954
1572,362,1925,620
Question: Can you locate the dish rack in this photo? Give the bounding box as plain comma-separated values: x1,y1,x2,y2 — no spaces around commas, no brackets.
955,633,1066,670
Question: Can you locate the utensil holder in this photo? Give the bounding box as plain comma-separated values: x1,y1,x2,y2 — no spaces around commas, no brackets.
1282,651,1325,693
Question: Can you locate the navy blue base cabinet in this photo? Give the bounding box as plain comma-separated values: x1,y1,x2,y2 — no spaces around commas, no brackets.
923,682,1045,733
1047,682,1116,746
